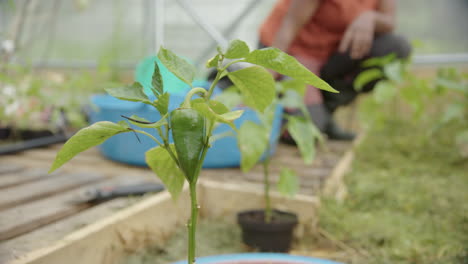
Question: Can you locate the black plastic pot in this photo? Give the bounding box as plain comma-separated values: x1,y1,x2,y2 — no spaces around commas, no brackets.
237,209,298,252
0,127,11,140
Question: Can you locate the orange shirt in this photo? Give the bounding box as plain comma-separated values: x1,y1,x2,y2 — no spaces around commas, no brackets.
260,0,379,61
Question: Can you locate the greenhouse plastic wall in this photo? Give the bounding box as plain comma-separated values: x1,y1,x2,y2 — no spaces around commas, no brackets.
1,0,468,68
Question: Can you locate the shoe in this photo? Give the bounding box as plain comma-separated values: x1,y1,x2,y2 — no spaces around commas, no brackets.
325,119,356,141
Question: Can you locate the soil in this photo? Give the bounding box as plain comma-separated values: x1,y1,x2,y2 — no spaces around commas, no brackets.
120,219,246,264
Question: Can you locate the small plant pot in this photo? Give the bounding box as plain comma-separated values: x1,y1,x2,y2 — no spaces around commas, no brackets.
237,209,298,252
0,127,11,140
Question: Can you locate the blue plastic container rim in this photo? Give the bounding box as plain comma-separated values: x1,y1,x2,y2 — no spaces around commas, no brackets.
172,253,343,264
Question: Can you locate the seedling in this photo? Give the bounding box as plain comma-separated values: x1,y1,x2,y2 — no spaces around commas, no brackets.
235,78,324,223
49,39,336,264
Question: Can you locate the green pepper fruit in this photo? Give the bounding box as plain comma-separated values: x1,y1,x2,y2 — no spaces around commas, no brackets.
170,108,206,182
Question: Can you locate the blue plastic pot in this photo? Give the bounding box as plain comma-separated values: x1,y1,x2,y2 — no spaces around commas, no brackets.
172,253,343,264
89,83,283,168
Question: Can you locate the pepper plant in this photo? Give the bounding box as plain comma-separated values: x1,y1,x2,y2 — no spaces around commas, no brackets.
49,39,336,264
232,78,324,222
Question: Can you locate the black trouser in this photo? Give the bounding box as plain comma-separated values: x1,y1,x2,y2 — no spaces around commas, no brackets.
320,33,412,113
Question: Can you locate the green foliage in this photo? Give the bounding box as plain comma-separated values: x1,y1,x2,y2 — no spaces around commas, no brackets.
373,81,397,103
206,54,220,68
125,114,168,129
238,121,269,172
151,61,164,96
153,92,170,115
49,121,130,172
353,68,383,91
157,47,196,86
190,98,242,130
318,119,468,264
277,168,299,197
245,48,337,93
105,82,151,104
49,40,333,264
146,145,185,198
224,40,250,59
287,116,319,164
228,66,276,112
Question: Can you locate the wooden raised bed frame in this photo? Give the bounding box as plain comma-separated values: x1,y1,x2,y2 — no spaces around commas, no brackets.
9,180,320,264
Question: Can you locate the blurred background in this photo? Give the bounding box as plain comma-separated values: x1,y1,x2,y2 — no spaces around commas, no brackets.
1,0,468,68
0,1,467,263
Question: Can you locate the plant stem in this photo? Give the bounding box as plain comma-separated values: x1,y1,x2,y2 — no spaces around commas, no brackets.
263,155,272,223
183,87,208,107
207,70,222,99
187,182,198,264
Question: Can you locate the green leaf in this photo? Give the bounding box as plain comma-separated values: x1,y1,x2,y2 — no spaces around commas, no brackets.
206,54,220,68
287,116,318,164
117,120,130,128
105,82,151,104
373,81,396,103
277,168,299,197
227,66,275,112
245,48,337,93
441,103,464,124
50,122,130,172
154,92,170,115
145,145,185,199
214,91,243,109
191,98,243,130
361,53,396,68
238,121,269,172
353,68,383,91
277,79,307,96
384,61,403,82
157,47,196,86
151,61,164,96
280,90,304,109
225,39,250,59
125,114,168,129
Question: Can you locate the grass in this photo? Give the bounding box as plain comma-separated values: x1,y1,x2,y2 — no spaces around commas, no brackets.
121,100,467,264
316,118,468,264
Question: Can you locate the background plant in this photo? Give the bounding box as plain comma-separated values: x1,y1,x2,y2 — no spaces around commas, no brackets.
230,78,324,222
0,62,120,137
49,39,336,264
355,54,468,158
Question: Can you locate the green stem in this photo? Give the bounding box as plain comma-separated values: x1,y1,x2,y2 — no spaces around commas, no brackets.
220,59,245,72
132,129,163,146
187,182,198,264
182,87,208,107
263,154,272,223
206,70,222,99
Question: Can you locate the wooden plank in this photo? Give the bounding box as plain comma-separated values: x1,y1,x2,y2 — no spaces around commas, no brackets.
0,172,105,211
322,133,366,200
0,169,58,190
6,188,191,264
4,180,320,264
0,198,133,263
0,163,25,175
0,177,143,241
0,176,157,241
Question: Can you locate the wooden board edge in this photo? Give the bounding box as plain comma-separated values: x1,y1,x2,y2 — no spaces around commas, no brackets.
321,132,366,201
7,188,191,264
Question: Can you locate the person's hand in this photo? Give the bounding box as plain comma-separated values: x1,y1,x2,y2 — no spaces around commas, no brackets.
339,11,375,59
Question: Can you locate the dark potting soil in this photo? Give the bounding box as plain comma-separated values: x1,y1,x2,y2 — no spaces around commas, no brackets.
121,219,247,264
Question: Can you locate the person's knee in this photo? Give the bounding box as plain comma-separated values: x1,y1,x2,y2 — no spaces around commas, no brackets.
370,33,412,59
